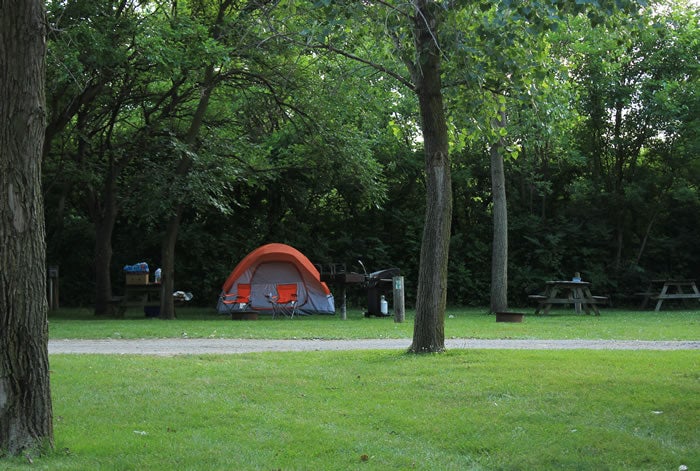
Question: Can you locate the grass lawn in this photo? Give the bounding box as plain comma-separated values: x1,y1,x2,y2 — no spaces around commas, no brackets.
3,306,696,469
4,350,698,470
48,306,700,341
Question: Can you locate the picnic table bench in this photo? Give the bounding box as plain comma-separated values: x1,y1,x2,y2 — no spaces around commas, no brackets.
110,283,163,316
529,280,608,316
637,279,700,311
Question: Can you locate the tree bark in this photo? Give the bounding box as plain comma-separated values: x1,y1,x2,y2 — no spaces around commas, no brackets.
159,205,184,319
490,109,508,313
0,0,54,455
92,174,119,317
409,0,452,353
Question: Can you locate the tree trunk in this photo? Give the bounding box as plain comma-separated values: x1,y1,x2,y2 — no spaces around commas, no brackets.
490,109,508,313
159,205,184,319
634,211,658,267
93,175,119,317
0,0,54,455
158,65,216,319
409,0,452,353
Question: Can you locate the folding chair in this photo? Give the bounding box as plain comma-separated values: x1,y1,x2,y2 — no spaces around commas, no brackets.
221,283,251,313
269,283,298,318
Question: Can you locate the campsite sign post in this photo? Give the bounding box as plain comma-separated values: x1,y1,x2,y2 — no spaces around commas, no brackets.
393,276,405,323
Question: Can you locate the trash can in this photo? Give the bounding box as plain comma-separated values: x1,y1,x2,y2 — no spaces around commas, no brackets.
144,306,160,317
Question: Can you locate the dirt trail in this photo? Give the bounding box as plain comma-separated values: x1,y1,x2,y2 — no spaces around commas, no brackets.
48,338,700,356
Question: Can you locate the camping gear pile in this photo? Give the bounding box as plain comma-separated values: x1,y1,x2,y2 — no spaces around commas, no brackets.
123,262,150,285
123,262,149,273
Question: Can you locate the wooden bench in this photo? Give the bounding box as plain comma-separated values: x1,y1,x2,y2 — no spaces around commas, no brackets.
109,296,127,316
651,293,700,311
650,293,700,300
529,294,607,304
534,298,580,304
637,279,700,310
529,293,606,315
113,284,162,316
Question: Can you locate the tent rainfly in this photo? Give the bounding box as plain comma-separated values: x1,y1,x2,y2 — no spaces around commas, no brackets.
217,243,335,315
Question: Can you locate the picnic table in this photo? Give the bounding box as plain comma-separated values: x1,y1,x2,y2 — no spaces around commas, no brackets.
529,280,608,316
113,283,162,316
636,279,700,311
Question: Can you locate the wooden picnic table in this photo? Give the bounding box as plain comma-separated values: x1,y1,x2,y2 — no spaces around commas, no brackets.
113,283,162,316
636,279,700,311
529,280,608,316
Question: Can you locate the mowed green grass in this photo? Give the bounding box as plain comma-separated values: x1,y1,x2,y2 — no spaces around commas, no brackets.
48,306,700,340
3,307,695,469
4,350,698,470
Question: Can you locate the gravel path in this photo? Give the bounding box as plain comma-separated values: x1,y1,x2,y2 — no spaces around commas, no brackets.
48,338,700,356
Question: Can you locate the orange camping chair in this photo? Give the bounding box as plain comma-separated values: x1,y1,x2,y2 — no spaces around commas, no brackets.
221,283,251,312
269,283,298,318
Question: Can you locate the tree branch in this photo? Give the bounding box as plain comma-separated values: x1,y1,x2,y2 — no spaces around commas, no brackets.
311,42,415,91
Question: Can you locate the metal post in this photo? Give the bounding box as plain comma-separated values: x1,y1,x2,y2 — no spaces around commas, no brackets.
340,285,347,320
48,265,59,310
393,276,405,323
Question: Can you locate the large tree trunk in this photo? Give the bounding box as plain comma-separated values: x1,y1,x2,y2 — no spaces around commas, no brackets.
0,0,54,455
490,109,508,313
409,0,452,353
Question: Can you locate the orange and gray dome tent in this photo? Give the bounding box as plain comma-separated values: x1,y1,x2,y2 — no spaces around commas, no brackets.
216,243,335,315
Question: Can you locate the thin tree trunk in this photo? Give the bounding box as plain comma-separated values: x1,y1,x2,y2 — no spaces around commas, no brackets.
490,109,508,313
159,205,184,319
409,0,452,353
159,65,216,319
93,176,119,316
614,220,624,272
634,211,657,266
0,0,54,455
